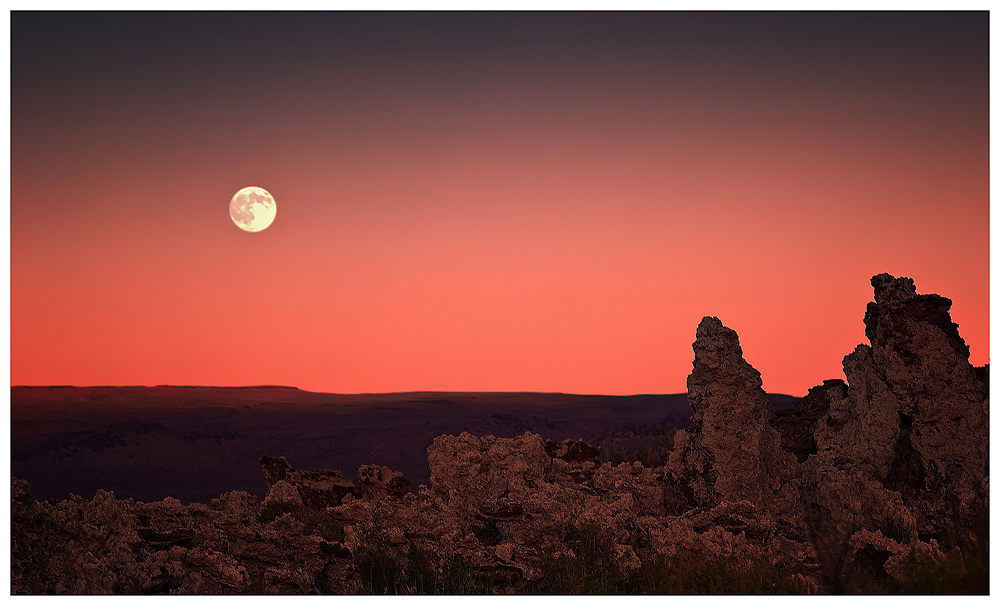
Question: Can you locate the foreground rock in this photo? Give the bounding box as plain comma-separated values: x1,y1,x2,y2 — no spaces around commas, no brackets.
796,274,989,591
10,274,987,594
11,476,346,594
667,316,799,513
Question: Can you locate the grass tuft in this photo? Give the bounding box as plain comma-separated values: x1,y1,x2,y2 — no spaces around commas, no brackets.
257,499,345,543
541,521,805,594
353,519,491,594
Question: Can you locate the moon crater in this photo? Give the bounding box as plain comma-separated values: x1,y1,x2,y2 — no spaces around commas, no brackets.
229,186,276,233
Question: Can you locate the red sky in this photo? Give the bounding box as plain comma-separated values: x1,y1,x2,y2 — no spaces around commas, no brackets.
10,12,989,396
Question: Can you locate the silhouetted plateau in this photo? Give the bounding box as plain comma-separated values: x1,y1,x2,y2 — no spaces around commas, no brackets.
11,274,988,594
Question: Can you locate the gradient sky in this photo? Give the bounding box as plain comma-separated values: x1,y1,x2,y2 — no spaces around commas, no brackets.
10,12,989,396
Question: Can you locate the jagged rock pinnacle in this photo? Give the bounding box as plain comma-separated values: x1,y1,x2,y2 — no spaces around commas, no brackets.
801,273,988,572
669,316,796,511
871,273,916,306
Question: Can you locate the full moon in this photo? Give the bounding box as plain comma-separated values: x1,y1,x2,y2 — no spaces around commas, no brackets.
229,186,276,233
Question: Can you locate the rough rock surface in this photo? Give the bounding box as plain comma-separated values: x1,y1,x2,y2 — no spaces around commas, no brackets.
795,274,989,590
772,379,844,463
11,274,987,595
11,476,356,594
666,316,799,516
356,465,410,503
861,274,988,505
260,456,359,510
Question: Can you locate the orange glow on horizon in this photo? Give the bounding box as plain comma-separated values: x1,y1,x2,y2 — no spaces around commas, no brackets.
10,13,988,397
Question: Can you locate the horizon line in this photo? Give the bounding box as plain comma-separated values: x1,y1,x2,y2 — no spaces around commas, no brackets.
9,384,806,398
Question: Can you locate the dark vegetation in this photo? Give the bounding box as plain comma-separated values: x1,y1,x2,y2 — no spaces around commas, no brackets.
342,518,987,595
257,500,345,543
879,514,989,595
539,520,805,594
345,518,807,595
353,518,495,594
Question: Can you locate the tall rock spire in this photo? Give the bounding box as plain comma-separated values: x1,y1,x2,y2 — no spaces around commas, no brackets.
811,274,988,519
668,316,796,512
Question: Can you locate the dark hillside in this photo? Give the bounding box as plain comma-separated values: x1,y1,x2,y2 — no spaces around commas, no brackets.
11,387,798,503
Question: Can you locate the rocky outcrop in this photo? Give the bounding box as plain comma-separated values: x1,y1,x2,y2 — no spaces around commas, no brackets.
794,274,989,590
260,456,362,509
355,465,410,503
259,457,410,509
647,316,815,583
10,476,356,594
11,274,987,595
667,316,799,516
771,379,842,462
860,274,988,511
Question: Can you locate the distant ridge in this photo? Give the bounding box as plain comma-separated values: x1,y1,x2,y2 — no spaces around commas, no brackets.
11,386,800,503
13,385,801,399
13,384,305,390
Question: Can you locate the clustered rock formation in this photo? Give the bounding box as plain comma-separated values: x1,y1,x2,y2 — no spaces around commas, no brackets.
11,274,988,594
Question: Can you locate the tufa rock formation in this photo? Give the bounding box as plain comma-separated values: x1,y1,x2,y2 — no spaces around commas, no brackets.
794,273,989,591
667,316,799,515
10,274,987,594
772,379,843,463
260,456,409,508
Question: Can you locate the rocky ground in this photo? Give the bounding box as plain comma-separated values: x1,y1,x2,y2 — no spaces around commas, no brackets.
11,274,989,594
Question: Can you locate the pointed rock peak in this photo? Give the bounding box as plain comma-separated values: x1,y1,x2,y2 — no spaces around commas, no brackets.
674,316,791,509
871,273,916,306
864,273,967,360
692,316,744,370
696,315,728,336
